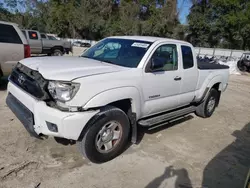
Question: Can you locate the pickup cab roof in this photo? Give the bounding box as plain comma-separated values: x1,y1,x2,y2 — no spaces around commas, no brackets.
108,36,191,45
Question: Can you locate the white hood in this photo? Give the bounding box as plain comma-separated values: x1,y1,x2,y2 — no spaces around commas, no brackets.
19,56,128,81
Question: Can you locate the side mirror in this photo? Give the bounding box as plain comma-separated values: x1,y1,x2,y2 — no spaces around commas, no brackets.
151,57,164,71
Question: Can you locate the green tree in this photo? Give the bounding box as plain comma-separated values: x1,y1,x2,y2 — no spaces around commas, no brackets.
188,0,250,50
1,0,182,41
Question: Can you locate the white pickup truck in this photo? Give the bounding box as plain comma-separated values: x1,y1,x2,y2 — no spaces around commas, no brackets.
6,36,229,163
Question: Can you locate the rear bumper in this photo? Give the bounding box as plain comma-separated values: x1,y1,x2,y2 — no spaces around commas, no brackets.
7,81,99,140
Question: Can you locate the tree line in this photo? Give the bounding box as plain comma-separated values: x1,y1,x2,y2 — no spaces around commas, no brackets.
188,0,250,50
1,0,250,50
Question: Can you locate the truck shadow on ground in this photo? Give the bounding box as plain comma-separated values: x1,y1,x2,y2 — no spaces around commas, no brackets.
202,122,250,188
136,116,194,188
143,122,250,188
136,115,194,144
145,166,193,188
0,77,8,90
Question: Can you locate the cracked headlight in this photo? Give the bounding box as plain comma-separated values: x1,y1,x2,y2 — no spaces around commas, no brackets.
48,81,80,102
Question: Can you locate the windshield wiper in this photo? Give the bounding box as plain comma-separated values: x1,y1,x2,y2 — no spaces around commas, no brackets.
101,60,115,65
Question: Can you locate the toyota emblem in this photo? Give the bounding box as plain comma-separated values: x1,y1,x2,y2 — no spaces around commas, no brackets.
18,74,25,84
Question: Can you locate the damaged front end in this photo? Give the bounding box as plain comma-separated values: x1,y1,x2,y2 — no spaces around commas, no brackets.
10,63,82,112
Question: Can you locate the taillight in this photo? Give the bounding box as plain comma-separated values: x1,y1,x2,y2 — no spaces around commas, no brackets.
24,44,31,58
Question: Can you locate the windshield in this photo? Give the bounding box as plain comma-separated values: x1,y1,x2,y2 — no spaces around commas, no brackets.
81,38,152,68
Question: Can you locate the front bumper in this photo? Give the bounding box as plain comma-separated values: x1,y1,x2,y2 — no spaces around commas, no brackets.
6,93,39,138
6,82,99,140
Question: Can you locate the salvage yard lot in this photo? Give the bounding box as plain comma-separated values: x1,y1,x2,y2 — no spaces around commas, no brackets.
0,75,249,188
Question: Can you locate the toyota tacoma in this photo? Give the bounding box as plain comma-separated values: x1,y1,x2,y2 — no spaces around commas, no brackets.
6,36,229,163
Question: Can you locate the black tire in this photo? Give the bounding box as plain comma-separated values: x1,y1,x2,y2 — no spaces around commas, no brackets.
239,65,247,72
242,66,247,72
52,49,63,56
77,106,130,163
237,61,247,72
195,88,220,118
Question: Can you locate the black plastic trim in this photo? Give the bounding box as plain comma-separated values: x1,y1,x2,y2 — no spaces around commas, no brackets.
6,93,41,139
9,63,50,100
199,87,210,103
129,112,137,144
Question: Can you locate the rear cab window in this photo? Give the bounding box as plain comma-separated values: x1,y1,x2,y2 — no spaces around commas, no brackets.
0,23,22,44
28,31,39,40
41,34,47,39
181,45,194,69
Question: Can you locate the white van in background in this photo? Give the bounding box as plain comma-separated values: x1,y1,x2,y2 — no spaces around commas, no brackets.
0,21,30,78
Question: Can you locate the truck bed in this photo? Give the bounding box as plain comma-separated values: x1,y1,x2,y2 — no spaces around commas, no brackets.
198,61,229,70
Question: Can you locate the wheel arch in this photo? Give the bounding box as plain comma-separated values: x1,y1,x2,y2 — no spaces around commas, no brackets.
52,46,64,52
83,87,142,118
79,87,141,143
196,74,224,102
199,81,222,105
210,82,222,106
207,75,223,90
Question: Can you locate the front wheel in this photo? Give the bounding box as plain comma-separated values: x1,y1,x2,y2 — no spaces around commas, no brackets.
77,106,130,163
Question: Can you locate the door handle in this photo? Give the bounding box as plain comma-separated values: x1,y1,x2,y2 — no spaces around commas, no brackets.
174,76,182,81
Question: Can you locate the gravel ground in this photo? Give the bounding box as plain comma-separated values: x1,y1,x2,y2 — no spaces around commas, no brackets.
0,75,249,188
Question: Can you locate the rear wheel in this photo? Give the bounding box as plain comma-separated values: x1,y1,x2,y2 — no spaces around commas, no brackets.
52,49,63,56
77,106,130,163
195,88,219,118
